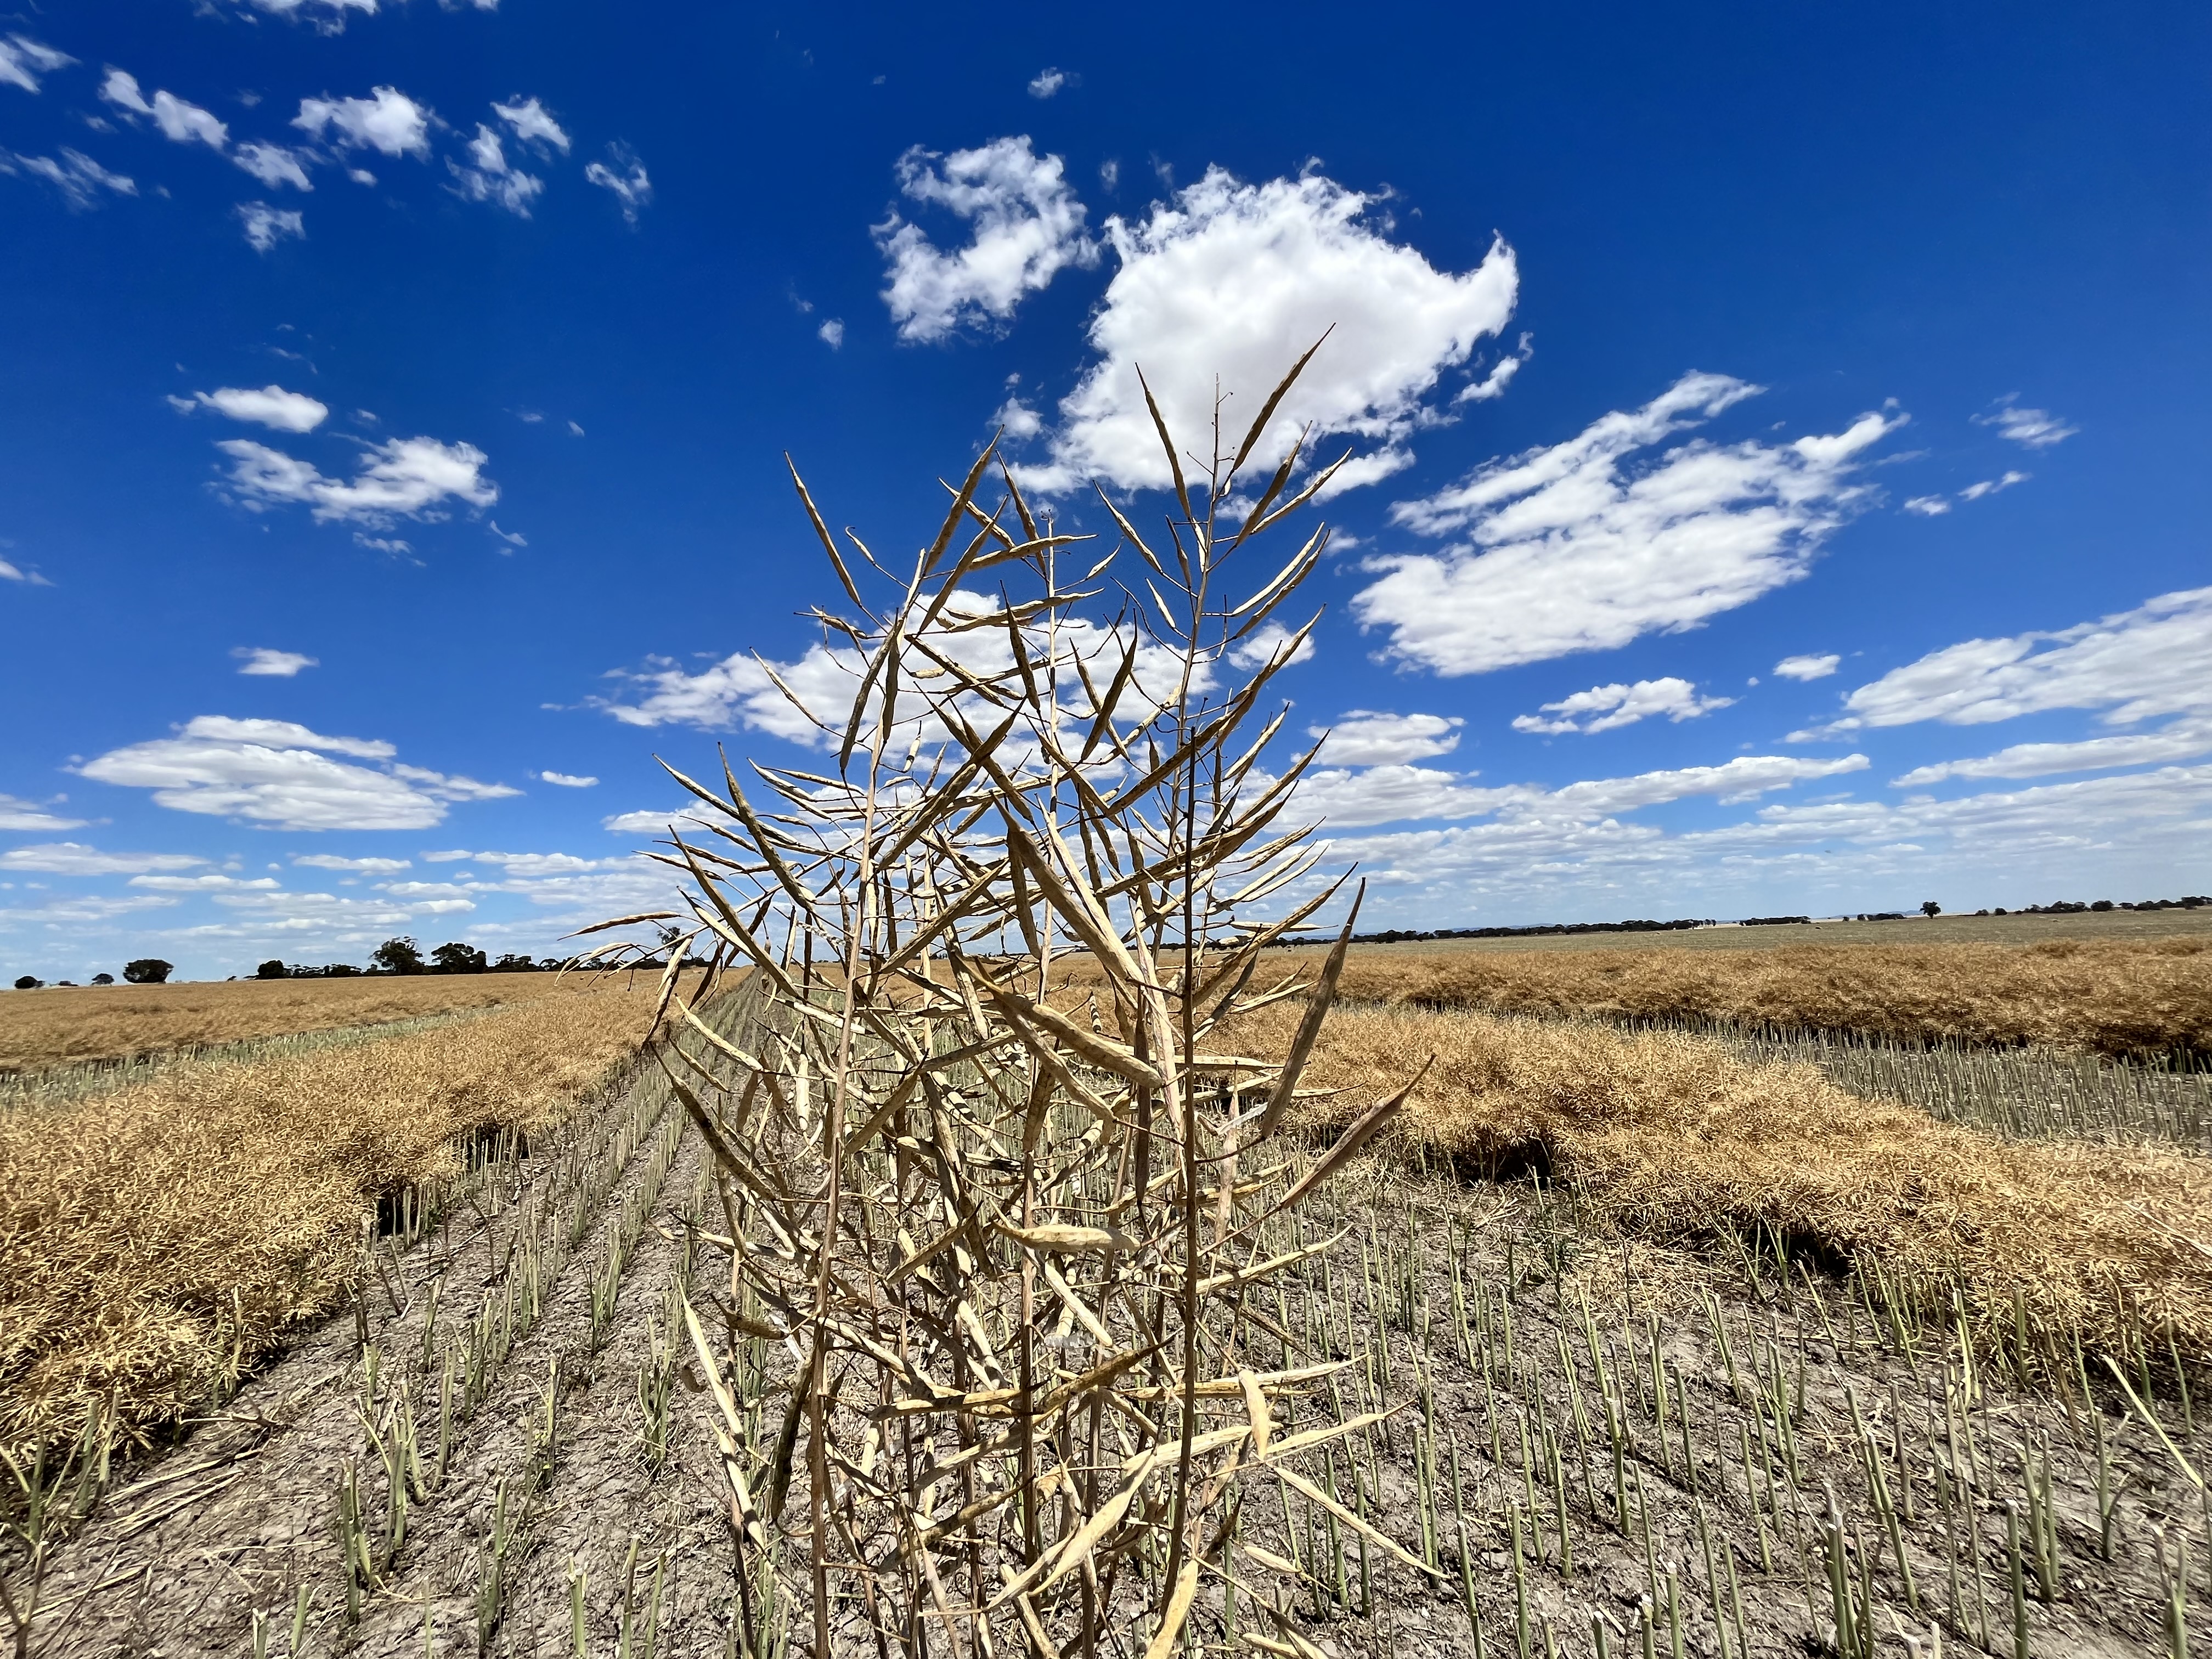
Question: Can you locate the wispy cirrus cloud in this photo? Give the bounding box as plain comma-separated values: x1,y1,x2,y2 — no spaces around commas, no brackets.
584,144,650,224
1360,374,1903,676
2,148,135,209
0,35,74,94
1974,396,2076,450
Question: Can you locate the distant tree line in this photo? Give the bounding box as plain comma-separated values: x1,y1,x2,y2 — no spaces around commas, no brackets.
250,937,569,980
1256,894,2211,946
1980,896,2209,915
10,959,170,991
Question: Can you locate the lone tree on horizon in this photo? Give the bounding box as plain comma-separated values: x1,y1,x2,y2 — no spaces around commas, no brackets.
122,958,173,984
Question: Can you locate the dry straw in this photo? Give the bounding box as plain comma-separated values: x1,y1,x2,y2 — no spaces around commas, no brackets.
1238,998,2212,1362
1316,938,2212,1060
596,352,1419,1658
0,971,575,1077
0,983,660,1459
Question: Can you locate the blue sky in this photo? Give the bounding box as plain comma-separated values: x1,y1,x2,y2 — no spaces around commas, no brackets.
2,0,2207,981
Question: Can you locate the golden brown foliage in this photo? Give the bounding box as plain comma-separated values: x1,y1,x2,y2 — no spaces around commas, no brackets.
0,983,661,1457
1227,997,2212,1359
0,972,580,1075
1306,937,2212,1058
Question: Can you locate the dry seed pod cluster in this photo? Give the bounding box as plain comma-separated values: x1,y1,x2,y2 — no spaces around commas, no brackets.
586,355,1432,1656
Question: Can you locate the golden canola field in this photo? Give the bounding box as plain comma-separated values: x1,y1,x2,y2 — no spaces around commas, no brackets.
4,929,2209,1460
7,928,2212,1657
0,970,582,1074
1304,933,2212,1058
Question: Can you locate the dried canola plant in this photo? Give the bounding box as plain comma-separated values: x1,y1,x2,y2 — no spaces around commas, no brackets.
598,358,1427,1658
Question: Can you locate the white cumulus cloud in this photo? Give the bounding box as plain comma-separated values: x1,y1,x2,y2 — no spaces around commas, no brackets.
293,87,431,158
293,853,410,871
0,796,89,832
79,716,518,832
243,0,379,26
876,136,1097,342
1804,586,2212,736
0,842,205,875
1026,67,1067,99
1457,349,1526,404
1902,495,1950,516
1022,167,1518,496
1225,622,1316,671
1774,653,1840,681
236,202,304,252
129,872,281,892
1891,716,2212,787
492,97,568,151
1359,374,1902,675
174,385,328,432
233,646,318,675
450,124,542,215
1512,676,1733,735
99,69,228,149
1310,712,1464,767
537,770,599,788
1293,765,1512,828
233,142,314,190
602,806,718,836
216,433,496,527
1293,751,1865,831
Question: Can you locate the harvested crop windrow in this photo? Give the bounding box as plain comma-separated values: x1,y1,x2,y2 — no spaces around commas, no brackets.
1227,997,2212,1364
0,971,584,1076
1299,937,2212,1059
8,997,734,1659
0,981,671,1460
